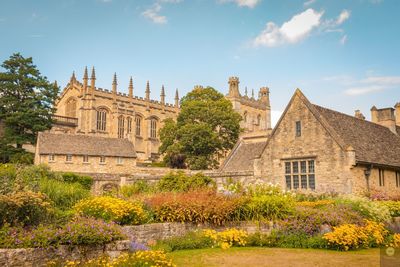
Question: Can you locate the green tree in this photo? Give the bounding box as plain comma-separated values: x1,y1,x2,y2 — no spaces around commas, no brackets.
159,87,241,169
0,53,59,162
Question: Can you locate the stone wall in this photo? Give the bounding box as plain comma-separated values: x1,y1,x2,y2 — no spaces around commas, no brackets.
122,221,275,244
0,240,131,267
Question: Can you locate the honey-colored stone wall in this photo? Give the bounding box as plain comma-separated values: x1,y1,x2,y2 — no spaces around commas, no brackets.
36,154,136,174
352,167,400,197
259,95,354,193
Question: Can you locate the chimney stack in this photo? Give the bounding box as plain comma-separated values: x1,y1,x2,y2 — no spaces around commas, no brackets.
395,103,400,126
354,110,365,120
371,106,396,134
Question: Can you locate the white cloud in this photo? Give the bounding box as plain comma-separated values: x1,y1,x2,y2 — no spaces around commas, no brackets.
142,0,182,24
142,3,167,24
253,8,324,47
219,0,261,8
344,75,400,96
303,0,316,6
340,34,347,45
336,10,350,25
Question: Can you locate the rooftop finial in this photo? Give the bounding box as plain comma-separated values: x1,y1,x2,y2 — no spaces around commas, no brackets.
83,66,88,80
175,88,179,107
145,81,150,100
128,76,133,97
251,88,254,99
91,67,96,80
71,71,76,82
112,73,117,94
54,80,58,88
161,85,165,105
245,86,248,96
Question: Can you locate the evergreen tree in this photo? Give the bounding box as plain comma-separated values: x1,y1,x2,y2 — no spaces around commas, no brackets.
0,53,59,162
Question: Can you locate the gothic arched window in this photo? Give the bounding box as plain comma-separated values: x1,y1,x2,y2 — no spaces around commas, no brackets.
96,109,107,131
135,116,142,136
127,117,132,134
243,111,248,123
118,116,125,139
65,98,77,118
150,119,157,138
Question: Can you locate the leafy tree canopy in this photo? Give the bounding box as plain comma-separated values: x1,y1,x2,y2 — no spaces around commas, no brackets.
0,53,59,162
159,87,241,170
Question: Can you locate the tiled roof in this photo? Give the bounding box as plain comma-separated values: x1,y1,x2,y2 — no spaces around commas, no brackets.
37,132,136,158
313,105,400,168
221,140,267,172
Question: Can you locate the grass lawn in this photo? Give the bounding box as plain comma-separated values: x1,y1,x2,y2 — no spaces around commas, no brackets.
168,247,380,267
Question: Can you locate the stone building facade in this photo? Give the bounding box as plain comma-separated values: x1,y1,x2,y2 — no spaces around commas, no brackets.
35,132,137,174
222,89,400,197
51,68,271,162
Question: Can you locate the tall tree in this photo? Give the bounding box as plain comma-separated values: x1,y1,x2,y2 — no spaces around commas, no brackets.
159,87,241,169
0,53,59,161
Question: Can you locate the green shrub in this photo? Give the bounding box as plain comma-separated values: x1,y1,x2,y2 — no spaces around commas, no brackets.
245,183,284,197
336,196,391,222
9,152,34,165
153,230,214,252
379,201,400,217
58,217,125,246
74,196,147,225
0,191,54,227
121,180,155,197
0,164,17,194
14,164,60,192
61,172,93,190
158,171,215,192
237,195,295,221
39,178,90,210
0,217,125,248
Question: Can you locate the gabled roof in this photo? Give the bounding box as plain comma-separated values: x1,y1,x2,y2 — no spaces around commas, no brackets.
313,105,400,168
259,89,400,168
220,139,267,172
37,132,136,158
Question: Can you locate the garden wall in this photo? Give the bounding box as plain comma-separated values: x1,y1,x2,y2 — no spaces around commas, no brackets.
0,240,131,267
85,169,258,194
121,221,275,243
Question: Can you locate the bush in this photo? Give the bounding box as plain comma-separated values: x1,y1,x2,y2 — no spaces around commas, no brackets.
336,196,391,222
204,228,247,249
245,183,284,197
158,171,215,192
280,205,364,236
0,191,54,227
0,217,125,248
9,152,34,165
39,178,90,210
121,180,155,197
237,195,294,221
146,190,242,225
379,201,400,217
14,164,60,192
0,164,17,194
58,217,125,246
61,172,93,190
154,230,214,252
74,196,146,225
323,220,389,251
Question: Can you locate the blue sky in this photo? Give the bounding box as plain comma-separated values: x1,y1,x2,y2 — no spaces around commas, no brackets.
1,0,399,125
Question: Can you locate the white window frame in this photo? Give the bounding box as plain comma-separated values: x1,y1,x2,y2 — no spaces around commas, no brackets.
83,155,89,163
66,154,72,162
48,154,55,162
116,157,123,165
285,159,315,190
100,156,106,164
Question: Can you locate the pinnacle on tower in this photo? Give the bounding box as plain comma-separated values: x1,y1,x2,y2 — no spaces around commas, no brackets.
145,81,150,100
83,67,88,94
251,88,254,99
83,67,88,80
128,76,134,97
245,86,248,96
228,76,240,98
161,85,166,105
70,71,76,82
54,80,58,88
175,88,179,107
112,73,118,94
90,67,96,93
91,67,96,80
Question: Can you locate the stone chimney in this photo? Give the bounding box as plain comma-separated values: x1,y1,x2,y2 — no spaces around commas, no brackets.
371,106,396,134
354,110,365,120
395,103,400,126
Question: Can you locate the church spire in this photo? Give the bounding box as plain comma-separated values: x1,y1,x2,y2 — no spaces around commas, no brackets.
161,85,165,105
90,67,96,94
128,76,133,98
145,81,150,100
175,88,179,107
112,73,117,95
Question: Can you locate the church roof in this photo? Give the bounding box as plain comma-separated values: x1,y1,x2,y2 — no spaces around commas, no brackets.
37,132,137,158
220,139,267,172
312,104,400,168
